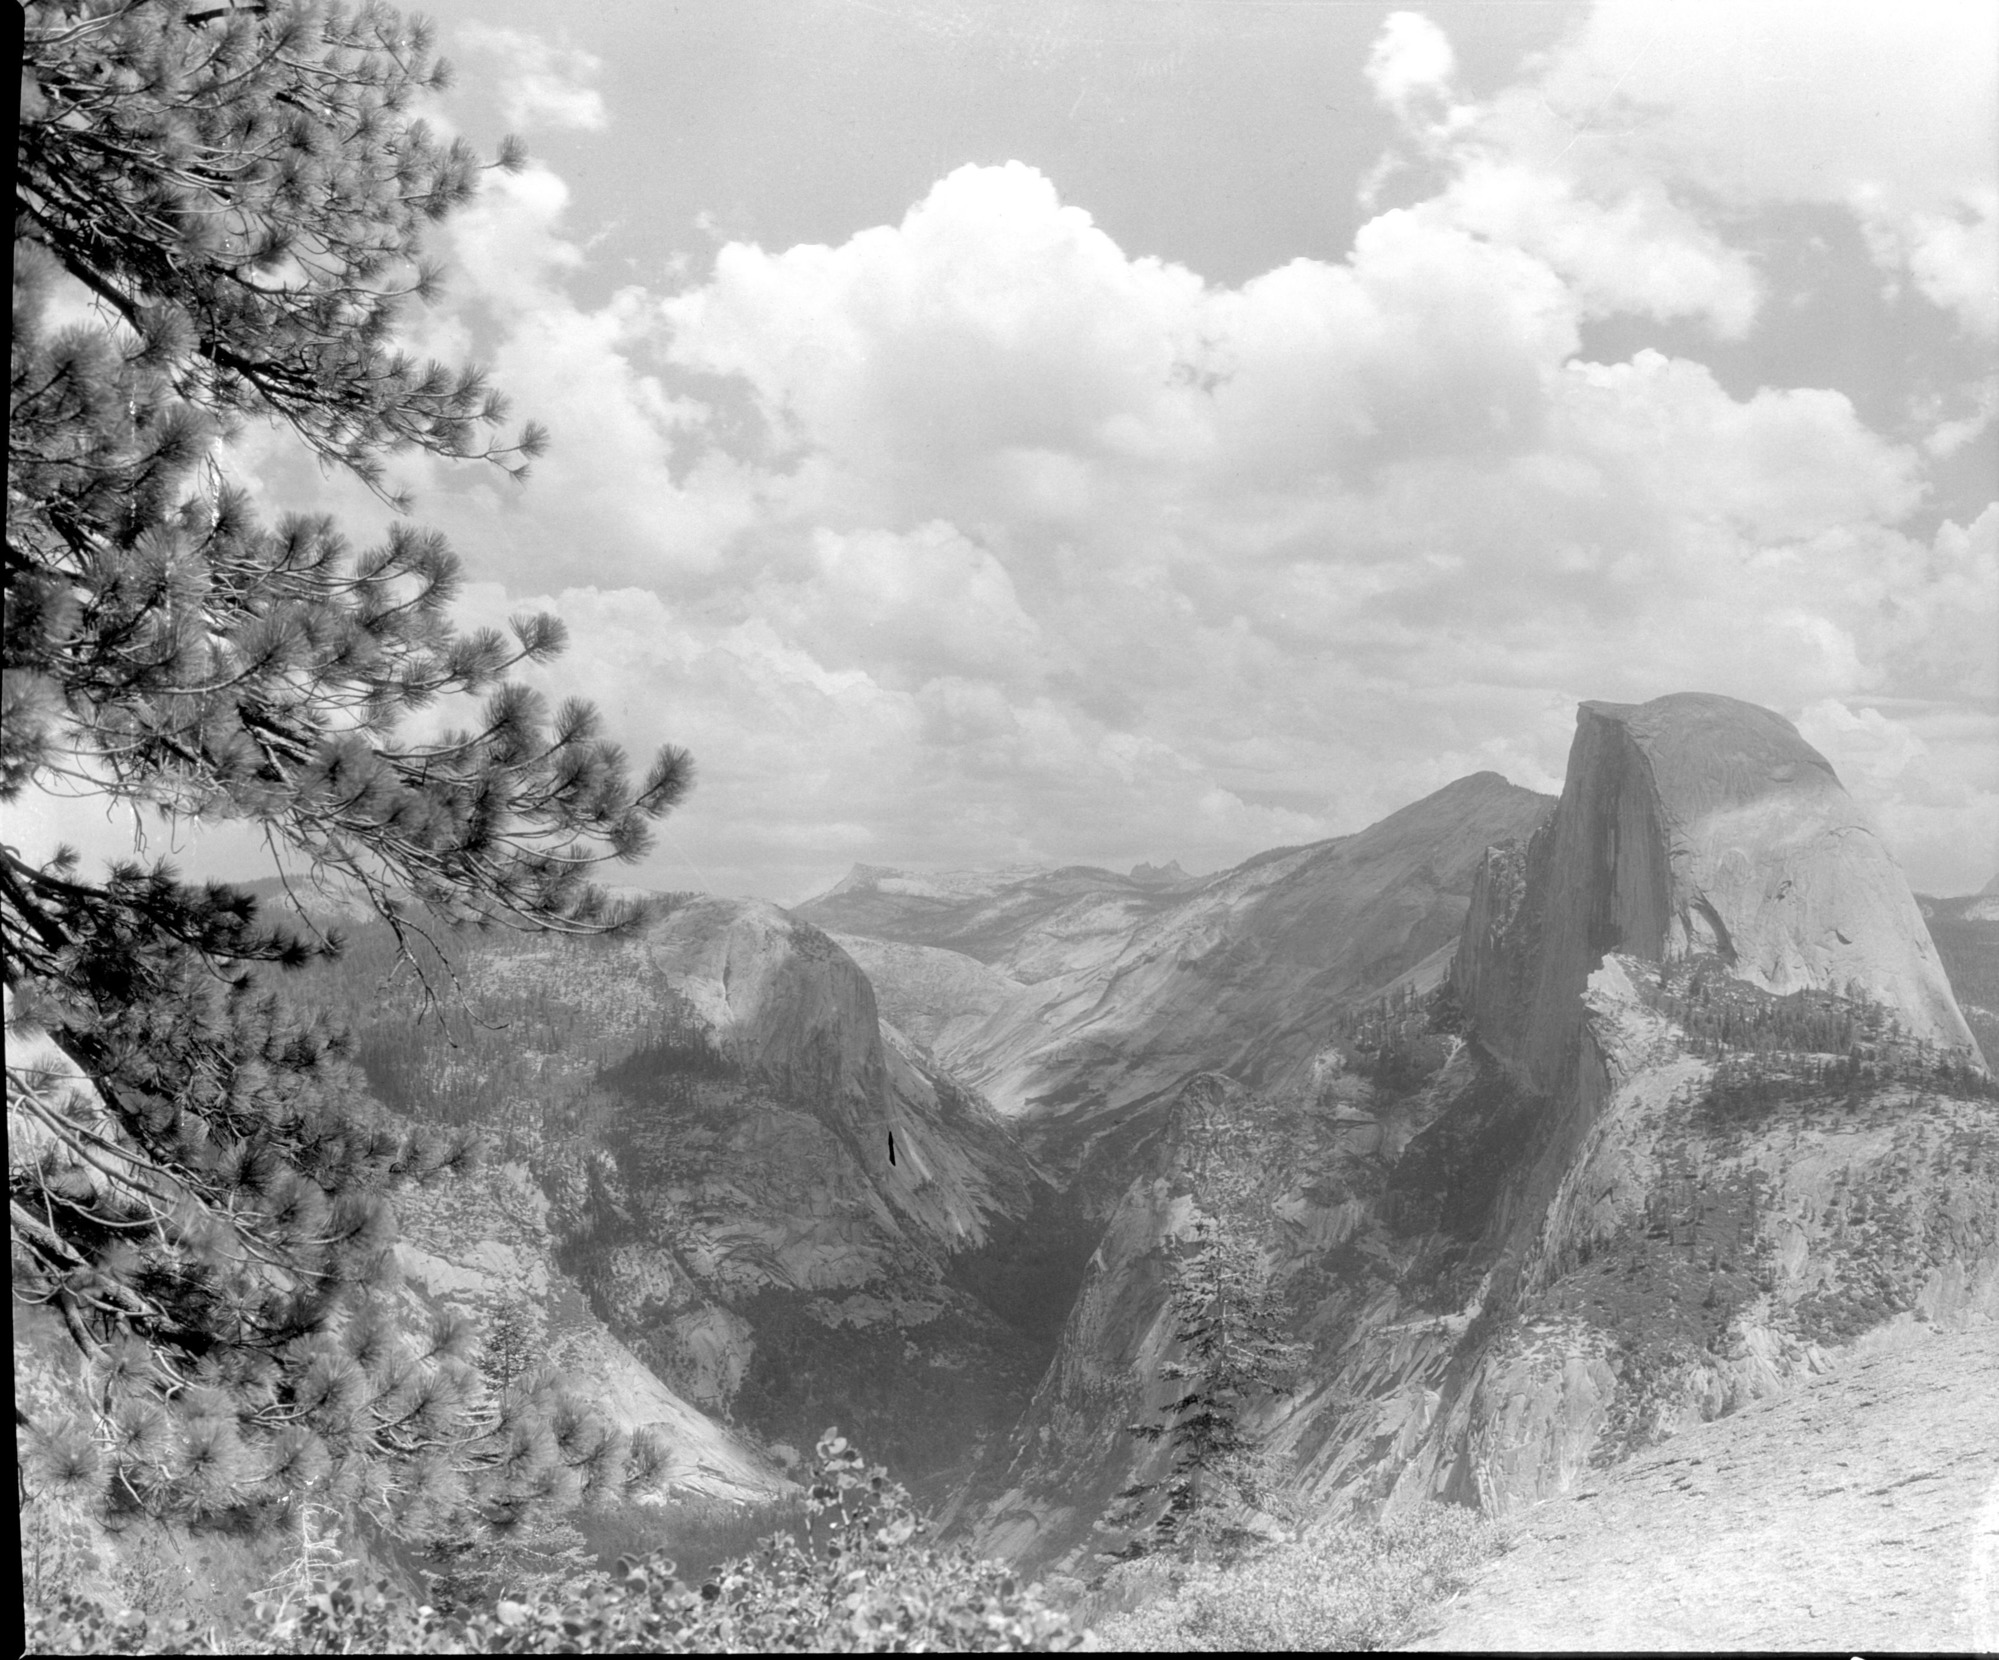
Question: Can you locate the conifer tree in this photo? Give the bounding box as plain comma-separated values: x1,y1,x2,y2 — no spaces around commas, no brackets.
1110,1213,1303,1562
9,0,688,1546
480,1296,538,1393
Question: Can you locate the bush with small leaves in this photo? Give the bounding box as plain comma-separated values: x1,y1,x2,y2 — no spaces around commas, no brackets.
571,1490,811,1589
20,1430,1081,1654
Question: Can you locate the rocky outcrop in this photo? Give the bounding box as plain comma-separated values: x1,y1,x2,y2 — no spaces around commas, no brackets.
330,896,1049,1506
1455,695,1981,1093
1304,700,1995,1522
1917,885,1999,1065
391,1159,783,1500
627,898,1034,1252
1408,1328,1999,1653
967,954,1999,1578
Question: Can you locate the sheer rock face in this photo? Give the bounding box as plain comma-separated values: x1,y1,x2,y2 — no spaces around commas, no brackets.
1915,887,1999,1065
1455,694,1980,1092
632,898,1033,1253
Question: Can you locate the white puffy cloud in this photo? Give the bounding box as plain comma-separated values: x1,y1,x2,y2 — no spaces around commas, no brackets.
1356,3,1997,340
750,524,1045,688
1366,11,1458,124
1358,10,1763,337
385,166,766,589
59,10,1988,903
1890,198,1999,339
1423,161,1762,338
458,25,608,132
1798,700,1999,892
1490,0,1999,338
661,162,1216,528
379,136,1989,896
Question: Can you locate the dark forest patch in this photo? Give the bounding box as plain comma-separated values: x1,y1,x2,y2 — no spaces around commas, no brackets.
728,1287,1039,1510
1386,1063,1545,1243
944,1177,1100,1351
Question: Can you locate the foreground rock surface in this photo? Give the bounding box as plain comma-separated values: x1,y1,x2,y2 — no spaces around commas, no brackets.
1409,1325,1999,1652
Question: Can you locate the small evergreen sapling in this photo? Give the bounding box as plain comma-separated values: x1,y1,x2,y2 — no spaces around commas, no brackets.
1110,1213,1305,1562
480,1296,539,1394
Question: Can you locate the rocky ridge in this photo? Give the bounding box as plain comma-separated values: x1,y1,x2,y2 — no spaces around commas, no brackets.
800,772,1553,1122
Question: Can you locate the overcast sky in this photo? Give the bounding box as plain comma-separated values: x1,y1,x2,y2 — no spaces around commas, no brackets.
22,0,1999,901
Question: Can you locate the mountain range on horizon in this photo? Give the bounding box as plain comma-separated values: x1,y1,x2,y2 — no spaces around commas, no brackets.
30,691,1993,1596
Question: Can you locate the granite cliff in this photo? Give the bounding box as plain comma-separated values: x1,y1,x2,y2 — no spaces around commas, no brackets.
1455,694,1980,1095
1918,881,1999,1064
946,695,1996,1578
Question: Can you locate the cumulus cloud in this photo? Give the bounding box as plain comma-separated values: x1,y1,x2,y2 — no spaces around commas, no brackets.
661,163,1217,524
1354,11,1764,336
458,25,609,133
1366,11,1458,125
340,137,1985,895
1799,700,1999,892
77,7,1990,902
1355,3,1999,341
1488,0,1999,338
1422,162,1762,338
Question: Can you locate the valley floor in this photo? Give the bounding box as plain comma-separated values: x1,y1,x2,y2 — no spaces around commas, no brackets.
1408,1323,1999,1653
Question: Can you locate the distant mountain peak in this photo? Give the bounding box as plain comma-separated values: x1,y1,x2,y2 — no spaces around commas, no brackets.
1128,860,1188,886
817,862,1053,906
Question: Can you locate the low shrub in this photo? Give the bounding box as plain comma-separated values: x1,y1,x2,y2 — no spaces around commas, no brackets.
23,1431,1081,1654
1085,1502,1501,1652
574,1490,811,1585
